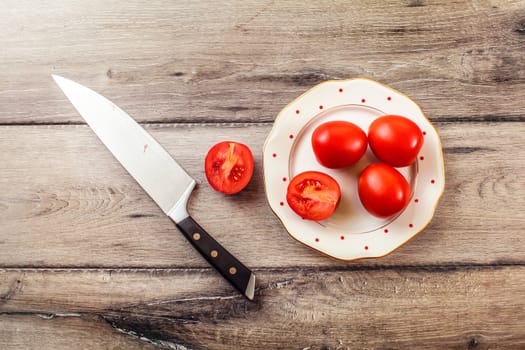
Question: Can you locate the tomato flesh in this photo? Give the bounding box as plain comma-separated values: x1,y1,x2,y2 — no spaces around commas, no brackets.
358,163,411,218
204,141,254,194
368,115,423,167
286,171,341,221
312,121,368,169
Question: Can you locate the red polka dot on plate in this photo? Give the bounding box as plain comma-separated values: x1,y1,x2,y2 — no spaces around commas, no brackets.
364,245,369,250
282,177,287,182
361,98,366,103
319,105,324,110
387,96,392,101
420,156,425,160
279,201,284,206
409,223,414,228
289,134,294,139
384,228,389,233
431,179,435,184
315,238,319,243
296,109,300,115
415,198,419,203
339,88,343,93
422,131,427,136
272,153,277,158
340,235,345,240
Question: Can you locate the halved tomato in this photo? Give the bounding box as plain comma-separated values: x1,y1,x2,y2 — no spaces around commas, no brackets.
204,141,254,194
286,171,341,221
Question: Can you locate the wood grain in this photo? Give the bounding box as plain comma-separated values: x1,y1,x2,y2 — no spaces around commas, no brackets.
0,122,524,268
2,0,525,348
0,315,160,350
1,267,524,349
1,0,524,124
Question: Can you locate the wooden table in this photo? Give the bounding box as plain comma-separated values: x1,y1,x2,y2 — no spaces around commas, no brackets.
1,1,524,349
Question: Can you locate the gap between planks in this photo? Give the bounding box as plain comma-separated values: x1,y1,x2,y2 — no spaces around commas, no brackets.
0,115,525,126
0,262,524,273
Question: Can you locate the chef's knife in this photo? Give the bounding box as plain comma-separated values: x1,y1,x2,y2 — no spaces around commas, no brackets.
52,75,255,300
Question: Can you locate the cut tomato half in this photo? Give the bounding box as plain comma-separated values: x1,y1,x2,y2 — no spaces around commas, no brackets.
286,171,341,221
204,141,254,194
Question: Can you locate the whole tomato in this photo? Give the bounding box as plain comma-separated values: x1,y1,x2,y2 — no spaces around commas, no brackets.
286,171,341,221
368,115,423,167
358,163,411,218
311,121,368,169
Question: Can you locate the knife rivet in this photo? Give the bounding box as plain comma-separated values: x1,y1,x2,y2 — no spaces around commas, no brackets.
193,233,201,241
211,250,218,258
229,267,237,275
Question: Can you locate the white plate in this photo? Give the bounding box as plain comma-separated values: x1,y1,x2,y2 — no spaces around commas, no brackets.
263,78,445,261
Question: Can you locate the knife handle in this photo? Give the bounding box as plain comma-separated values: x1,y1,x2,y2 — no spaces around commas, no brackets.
175,216,255,300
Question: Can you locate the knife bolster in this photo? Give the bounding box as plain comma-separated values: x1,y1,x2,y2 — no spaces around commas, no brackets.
166,180,196,223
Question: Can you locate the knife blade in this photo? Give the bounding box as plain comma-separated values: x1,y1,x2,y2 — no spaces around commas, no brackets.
52,75,255,300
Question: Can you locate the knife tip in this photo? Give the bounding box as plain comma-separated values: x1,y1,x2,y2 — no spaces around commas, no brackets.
245,273,256,301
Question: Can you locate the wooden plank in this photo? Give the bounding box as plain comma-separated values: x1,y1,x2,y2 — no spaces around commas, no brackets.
1,0,524,124
0,315,160,350
1,267,524,349
0,122,524,267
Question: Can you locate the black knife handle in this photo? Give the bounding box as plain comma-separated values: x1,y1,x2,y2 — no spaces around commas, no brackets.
175,216,255,300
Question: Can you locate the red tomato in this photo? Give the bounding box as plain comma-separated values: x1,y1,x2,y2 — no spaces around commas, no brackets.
368,115,423,167
358,163,411,218
311,121,368,169
286,171,341,221
204,141,254,194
